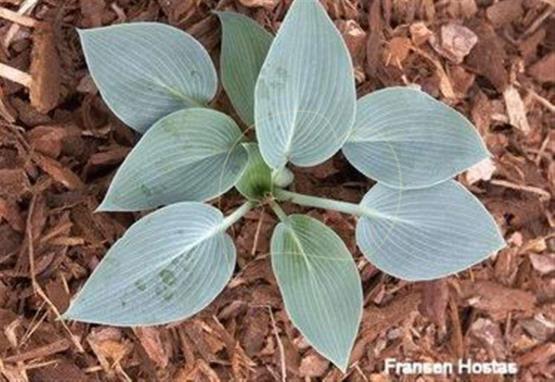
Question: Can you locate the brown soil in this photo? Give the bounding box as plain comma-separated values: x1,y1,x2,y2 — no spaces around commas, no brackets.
0,0,553,381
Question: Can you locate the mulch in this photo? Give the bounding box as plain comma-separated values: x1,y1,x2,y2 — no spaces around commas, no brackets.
0,0,553,381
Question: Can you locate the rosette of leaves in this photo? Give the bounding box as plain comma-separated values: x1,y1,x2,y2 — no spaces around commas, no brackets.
64,0,505,372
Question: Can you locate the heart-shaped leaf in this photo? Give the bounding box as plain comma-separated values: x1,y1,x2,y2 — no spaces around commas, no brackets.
235,143,273,200
64,202,238,326
98,108,248,212
271,214,362,371
255,0,356,169
216,11,273,126
79,23,218,133
343,87,489,189
356,180,505,281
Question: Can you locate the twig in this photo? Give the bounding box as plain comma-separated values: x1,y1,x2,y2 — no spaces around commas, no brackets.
490,179,551,200
268,307,286,382
251,206,265,256
26,195,85,353
4,339,70,363
0,6,38,27
4,0,41,48
523,4,554,36
0,62,32,87
515,81,555,113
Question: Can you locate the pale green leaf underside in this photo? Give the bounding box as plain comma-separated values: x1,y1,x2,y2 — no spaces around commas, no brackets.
235,143,273,200
216,11,273,126
255,0,356,169
356,180,505,281
343,87,489,189
99,108,248,212
271,215,362,372
63,203,236,326
79,22,218,133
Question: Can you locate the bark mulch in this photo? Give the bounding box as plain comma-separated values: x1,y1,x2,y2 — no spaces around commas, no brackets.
0,0,553,381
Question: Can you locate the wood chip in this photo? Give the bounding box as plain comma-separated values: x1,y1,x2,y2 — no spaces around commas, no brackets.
528,53,555,84
419,279,449,329
238,0,278,10
459,280,536,320
80,0,105,28
133,327,170,369
4,339,71,363
466,20,508,92
33,153,84,190
465,158,496,185
529,254,555,275
0,197,24,232
486,0,523,28
0,62,32,87
0,6,38,28
468,318,507,358
30,26,61,113
28,125,69,158
336,20,367,60
503,85,530,135
299,351,330,377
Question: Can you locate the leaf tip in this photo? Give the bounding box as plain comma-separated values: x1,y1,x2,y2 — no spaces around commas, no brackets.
96,197,120,213
332,356,350,374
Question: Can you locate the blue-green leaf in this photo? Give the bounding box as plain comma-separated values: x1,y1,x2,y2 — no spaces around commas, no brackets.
235,143,273,201
98,108,247,212
255,0,356,169
63,203,236,326
216,11,273,127
79,23,218,133
356,180,505,281
271,214,362,372
343,87,490,189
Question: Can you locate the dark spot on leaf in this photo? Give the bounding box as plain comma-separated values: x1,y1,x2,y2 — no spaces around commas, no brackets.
140,184,153,197
276,67,288,81
159,269,176,286
134,279,147,291
163,292,174,301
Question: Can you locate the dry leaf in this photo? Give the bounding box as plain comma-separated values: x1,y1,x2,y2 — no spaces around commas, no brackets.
429,23,478,64
384,37,411,67
409,22,432,46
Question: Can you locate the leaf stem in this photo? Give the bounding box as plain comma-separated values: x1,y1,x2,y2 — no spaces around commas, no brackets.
269,200,289,222
274,188,364,216
221,201,255,231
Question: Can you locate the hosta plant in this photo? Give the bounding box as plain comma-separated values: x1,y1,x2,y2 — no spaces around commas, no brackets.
64,0,505,371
